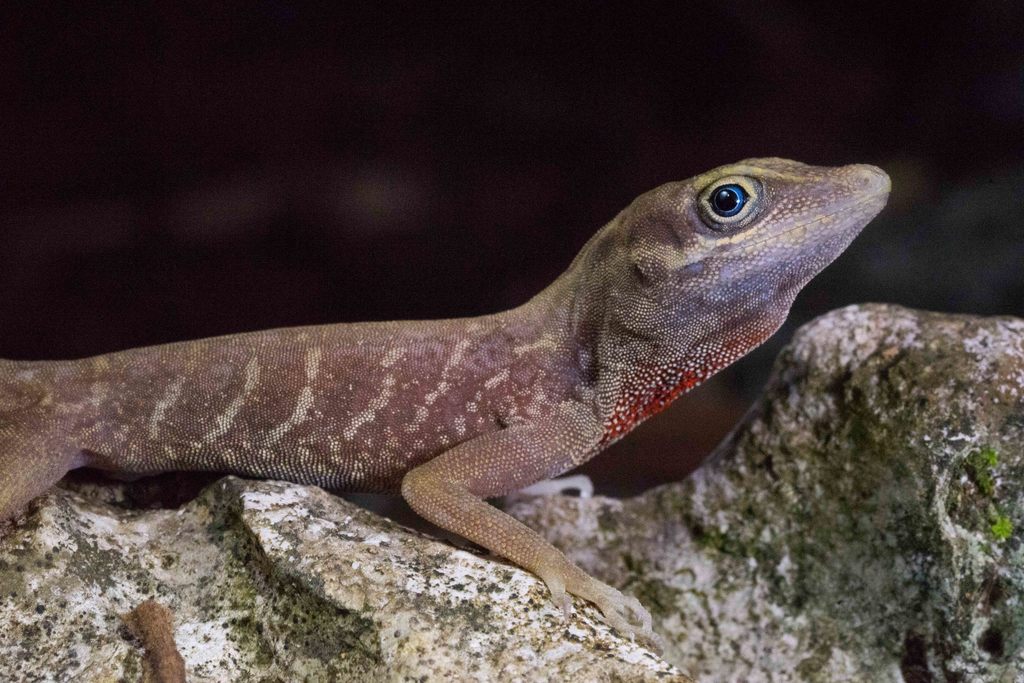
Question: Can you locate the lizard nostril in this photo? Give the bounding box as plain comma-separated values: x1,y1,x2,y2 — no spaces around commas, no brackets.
849,164,891,196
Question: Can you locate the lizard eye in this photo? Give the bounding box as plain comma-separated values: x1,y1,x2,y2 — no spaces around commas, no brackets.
709,184,746,217
698,175,761,230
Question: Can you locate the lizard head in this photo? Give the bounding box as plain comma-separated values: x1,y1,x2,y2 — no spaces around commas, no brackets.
594,158,889,362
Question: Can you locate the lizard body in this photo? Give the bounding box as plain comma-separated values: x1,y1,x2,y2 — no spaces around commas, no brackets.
0,158,889,645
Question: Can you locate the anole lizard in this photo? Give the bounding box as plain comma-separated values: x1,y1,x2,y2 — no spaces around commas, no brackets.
0,158,889,646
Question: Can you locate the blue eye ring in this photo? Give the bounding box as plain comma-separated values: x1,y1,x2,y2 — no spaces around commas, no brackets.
709,183,747,218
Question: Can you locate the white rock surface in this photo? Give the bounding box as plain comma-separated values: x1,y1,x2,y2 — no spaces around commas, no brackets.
0,477,686,681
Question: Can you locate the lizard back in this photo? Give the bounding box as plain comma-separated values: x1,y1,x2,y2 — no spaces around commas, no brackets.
71,313,579,492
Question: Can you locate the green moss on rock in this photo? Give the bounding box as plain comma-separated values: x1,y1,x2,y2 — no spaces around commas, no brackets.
967,447,1000,497
989,513,1013,541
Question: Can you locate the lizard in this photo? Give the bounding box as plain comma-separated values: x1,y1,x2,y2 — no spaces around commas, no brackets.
0,157,889,647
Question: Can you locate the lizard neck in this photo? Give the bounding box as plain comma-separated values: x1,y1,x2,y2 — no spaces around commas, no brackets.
508,210,788,447
523,214,787,445
505,215,770,448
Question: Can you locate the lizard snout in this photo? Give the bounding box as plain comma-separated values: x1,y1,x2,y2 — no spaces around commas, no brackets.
846,164,891,197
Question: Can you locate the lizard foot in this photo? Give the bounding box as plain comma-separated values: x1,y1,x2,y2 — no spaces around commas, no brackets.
538,560,663,653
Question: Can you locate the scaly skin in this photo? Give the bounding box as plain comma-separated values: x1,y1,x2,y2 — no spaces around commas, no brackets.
0,158,889,647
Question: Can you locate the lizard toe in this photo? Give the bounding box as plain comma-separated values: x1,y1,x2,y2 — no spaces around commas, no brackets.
567,572,662,651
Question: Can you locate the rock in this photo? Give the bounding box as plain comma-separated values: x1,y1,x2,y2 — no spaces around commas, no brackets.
0,477,686,682
509,304,1024,681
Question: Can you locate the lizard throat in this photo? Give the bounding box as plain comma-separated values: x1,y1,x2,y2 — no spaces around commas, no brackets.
599,328,770,446
600,364,707,446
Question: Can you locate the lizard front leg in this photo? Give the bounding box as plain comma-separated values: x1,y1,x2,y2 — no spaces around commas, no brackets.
400,406,657,647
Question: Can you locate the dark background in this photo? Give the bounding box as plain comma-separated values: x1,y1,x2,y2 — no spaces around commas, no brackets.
3,2,1023,494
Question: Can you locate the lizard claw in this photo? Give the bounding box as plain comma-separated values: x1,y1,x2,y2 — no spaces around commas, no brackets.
559,591,573,621
540,561,662,653
582,579,662,652
541,575,574,621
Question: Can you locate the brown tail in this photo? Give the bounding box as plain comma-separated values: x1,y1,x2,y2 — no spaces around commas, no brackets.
0,360,79,524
